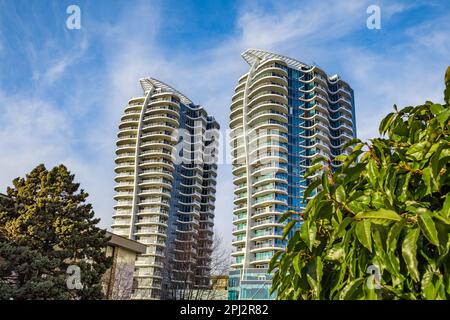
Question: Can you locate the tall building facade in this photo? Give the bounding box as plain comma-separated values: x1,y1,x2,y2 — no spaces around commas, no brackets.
111,78,219,300
228,49,356,300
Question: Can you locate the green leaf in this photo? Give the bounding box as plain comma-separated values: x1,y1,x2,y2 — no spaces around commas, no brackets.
339,278,364,300
335,185,346,204
305,163,323,178
387,220,405,253
422,167,433,196
441,194,450,218
268,251,283,273
366,160,379,188
418,211,440,246
282,220,297,240
325,245,344,261
310,155,328,166
279,210,295,223
379,112,395,135
293,253,302,275
341,138,362,150
322,170,330,193
437,109,450,126
337,216,353,235
401,227,420,282
303,178,321,202
355,220,372,252
300,220,317,252
430,104,444,115
355,209,402,222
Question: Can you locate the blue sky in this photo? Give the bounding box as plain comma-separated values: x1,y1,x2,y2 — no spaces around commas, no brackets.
0,0,449,248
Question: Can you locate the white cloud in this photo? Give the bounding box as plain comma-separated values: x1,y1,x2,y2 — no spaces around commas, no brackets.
0,90,72,187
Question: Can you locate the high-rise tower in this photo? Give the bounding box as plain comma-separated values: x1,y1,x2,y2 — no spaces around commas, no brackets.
228,49,356,300
111,78,219,299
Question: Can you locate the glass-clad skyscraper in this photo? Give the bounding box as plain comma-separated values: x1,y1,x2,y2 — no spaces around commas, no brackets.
228,49,356,300
111,78,219,300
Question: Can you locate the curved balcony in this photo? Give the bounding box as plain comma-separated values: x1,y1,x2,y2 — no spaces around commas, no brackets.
251,162,287,177
252,208,284,219
145,105,179,116
137,210,169,218
248,142,288,157
250,245,284,253
143,114,179,126
140,132,177,143
231,250,245,257
248,120,288,135
248,258,272,265
248,82,288,99
141,122,177,132
139,149,175,162
114,161,135,173
112,210,132,218
124,104,143,114
135,217,168,227
121,109,141,121
116,134,137,145
111,220,131,228
247,91,287,109
250,219,284,230
230,114,244,128
119,118,140,129
139,179,172,189
114,172,135,182
248,131,288,146
248,99,288,116
249,152,288,166
249,73,288,92
230,98,244,112
251,65,288,83
252,171,287,186
115,143,136,154
118,129,139,141
113,201,133,209
114,181,134,192
234,80,246,92
251,197,287,209
140,140,175,150
113,191,134,201
231,90,245,103
139,168,173,180
230,103,244,120
248,110,288,127
252,185,288,198
251,231,282,242
138,189,171,199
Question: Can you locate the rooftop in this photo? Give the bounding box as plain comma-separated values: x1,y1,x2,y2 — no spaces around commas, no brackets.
139,77,193,105
242,48,309,70
241,48,347,85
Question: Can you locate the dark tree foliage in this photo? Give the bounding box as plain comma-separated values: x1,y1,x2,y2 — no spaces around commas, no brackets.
0,164,112,300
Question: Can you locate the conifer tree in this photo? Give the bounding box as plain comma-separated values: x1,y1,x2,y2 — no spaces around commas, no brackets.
0,164,112,300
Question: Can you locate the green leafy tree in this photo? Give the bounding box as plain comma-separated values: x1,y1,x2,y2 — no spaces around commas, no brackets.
270,67,450,300
0,164,112,300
